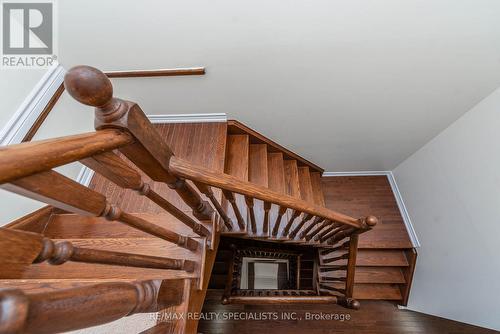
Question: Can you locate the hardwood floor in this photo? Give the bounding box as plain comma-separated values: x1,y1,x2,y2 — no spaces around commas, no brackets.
198,290,496,334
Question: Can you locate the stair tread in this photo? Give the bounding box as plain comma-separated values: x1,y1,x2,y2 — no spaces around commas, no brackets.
297,166,314,203
223,135,249,231
354,267,406,284
283,160,301,199
309,172,326,207
247,144,269,237
248,144,269,187
320,249,409,267
321,282,403,300
357,249,409,266
44,213,200,239
354,283,403,300
267,152,286,194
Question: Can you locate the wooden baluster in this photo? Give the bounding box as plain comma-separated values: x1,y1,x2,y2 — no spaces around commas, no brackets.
222,190,245,230
245,196,257,233
319,224,346,243
314,223,339,242
81,151,210,238
299,217,323,239
320,276,347,282
319,265,348,272
30,235,195,272
64,65,214,221
289,214,314,239
323,253,349,264
0,280,186,333
262,201,271,234
320,240,350,256
344,234,359,298
271,206,287,237
327,227,356,245
2,170,198,251
282,210,301,237
320,284,346,295
305,220,330,241
194,181,233,230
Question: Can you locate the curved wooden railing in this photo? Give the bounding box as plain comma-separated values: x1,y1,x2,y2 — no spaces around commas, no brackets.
0,65,377,331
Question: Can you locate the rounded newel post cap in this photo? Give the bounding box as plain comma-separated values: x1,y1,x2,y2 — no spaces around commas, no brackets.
365,215,378,227
64,65,113,108
350,299,361,310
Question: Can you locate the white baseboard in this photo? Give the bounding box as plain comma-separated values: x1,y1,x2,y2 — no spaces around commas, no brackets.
148,113,226,123
0,64,66,146
322,171,420,248
75,113,227,186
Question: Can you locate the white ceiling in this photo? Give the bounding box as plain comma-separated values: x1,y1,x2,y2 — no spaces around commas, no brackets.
58,0,500,171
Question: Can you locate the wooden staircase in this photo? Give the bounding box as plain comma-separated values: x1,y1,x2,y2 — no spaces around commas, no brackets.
0,65,415,334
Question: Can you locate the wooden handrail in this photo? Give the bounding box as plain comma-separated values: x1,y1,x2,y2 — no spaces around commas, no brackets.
105,67,205,78
168,156,374,229
0,130,133,184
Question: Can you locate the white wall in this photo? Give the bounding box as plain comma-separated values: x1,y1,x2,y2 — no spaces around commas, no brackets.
0,69,47,126
55,0,500,171
0,87,94,225
394,87,500,330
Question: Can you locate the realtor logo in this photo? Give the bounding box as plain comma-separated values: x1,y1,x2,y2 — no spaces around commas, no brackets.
1,0,57,68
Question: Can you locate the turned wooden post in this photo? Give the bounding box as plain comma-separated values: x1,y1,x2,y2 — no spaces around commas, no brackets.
32,236,195,272
245,196,257,233
262,201,271,234
345,234,359,298
222,190,245,230
0,280,185,334
81,151,210,238
64,65,214,221
282,210,300,237
3,170,198,251
289,214,313,239
298,216,323,239
271,206,287,237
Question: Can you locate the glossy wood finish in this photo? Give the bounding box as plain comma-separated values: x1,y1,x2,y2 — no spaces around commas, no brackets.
0,280,186,334
0,130,133,185
21,67,205,143
247,144,269,237
105,67,205,78
65,66,213,221
345,235,359,297
169,156,367,229
227,120,323,173
322,176,411,249
222,135,249,231
200,290,497,334
82,151,210,238
3,205,55,233
4,170,198,250
89,123,227,215
30,235,195,272
22,83,65,142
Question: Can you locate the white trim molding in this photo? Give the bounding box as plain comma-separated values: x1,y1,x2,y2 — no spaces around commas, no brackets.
148,113,226,124
0,64,66,146
322,171,421,248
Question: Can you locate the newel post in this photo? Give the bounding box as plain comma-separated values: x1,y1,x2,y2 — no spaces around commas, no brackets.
64,65,213,221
